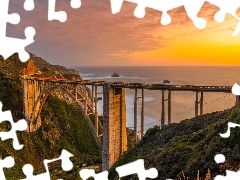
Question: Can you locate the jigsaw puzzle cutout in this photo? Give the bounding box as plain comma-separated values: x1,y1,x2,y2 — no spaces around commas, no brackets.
215,152,240,179
79,169,109,180
48,0,81,22
0,0,82,62
0,156,15,180
213,121,240,179
24,0,35,11
0,0,36,62
207,0,240,36
215,154,225,164
219,122,240,138
116,159,158,180
0,101,28,150
231,83,240,96
21,149,74,180
215,170,240,180
110,0,240,35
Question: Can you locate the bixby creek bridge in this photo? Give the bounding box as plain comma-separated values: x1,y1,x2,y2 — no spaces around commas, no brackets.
21,77,238,170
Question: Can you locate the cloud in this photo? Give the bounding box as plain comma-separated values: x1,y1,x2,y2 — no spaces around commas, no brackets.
6,0,234,66
6,0,167,66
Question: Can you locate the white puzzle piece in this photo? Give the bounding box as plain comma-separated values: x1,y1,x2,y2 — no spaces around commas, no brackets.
116,159,158,180
110,0,240,35
0,156,15,180
21,149,74,180
0,0,35,62
0,102,28,150
79,169,109,180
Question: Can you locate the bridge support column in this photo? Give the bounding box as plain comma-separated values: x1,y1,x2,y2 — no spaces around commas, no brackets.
168,91,171,125
95,85,99,137
195,92,199,116
236,96,240,106
161,90,165,128
22,78,42,131
141,89,144,138
102,84,127,171
92,85,94,113
134,89,138,143
200,92,203,115
85,91,88,116
22,78,31,122
39,81,43,93
75,85,78,100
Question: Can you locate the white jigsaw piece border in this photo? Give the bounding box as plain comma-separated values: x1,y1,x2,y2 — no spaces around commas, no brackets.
24,0,82,22
48,0,82,22
206,0,240,36
20,149,74,180
79,169,109,180
110,0,240,36
214,121,240,179
0,0,82,62
0,101,28,150
215,170,240,180
116,159,158,180
111,0,207,29
0,0,36,62
0,156,15,180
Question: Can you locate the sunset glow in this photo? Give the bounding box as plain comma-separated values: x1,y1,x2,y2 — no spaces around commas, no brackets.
9,0,240,66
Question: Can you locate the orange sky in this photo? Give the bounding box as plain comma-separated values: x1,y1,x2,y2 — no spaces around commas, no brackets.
125,3,240,66
9,1,240,66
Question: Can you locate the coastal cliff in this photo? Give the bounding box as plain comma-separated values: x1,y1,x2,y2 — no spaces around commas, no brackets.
0,53,100,179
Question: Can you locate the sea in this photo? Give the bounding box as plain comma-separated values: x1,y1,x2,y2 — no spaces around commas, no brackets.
70,66,240,133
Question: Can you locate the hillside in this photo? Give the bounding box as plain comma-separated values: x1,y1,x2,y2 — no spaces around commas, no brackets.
29,52,80,77
109,106,240,180
0,53,100,179
0,53,81,80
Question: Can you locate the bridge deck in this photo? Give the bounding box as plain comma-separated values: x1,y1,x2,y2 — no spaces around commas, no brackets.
26,78,232,93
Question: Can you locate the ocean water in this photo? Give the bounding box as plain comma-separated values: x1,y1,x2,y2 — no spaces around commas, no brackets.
71,66,240,132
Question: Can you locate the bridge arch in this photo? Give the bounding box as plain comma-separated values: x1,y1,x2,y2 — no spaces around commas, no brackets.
22,78,128,170
28,84,102,152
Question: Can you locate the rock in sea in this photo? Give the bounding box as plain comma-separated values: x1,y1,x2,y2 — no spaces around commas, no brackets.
111,72,120,77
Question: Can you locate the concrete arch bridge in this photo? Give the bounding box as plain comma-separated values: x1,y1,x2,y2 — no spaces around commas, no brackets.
21,77,237,170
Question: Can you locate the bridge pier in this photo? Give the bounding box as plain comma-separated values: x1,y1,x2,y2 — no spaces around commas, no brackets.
141,89,144,138
102,84,127,171
160,90,172,127
23,78,30,122
134,89,138,143
22,78,42,131
92,85,94,113
95,85,99,137
236,96,240,106
195,92,204,116
161,90,165,128
75,84,78,100
200,92,203,115
85,91,88,115
133,89,145,141
168,91,171,125
195,92,199,116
